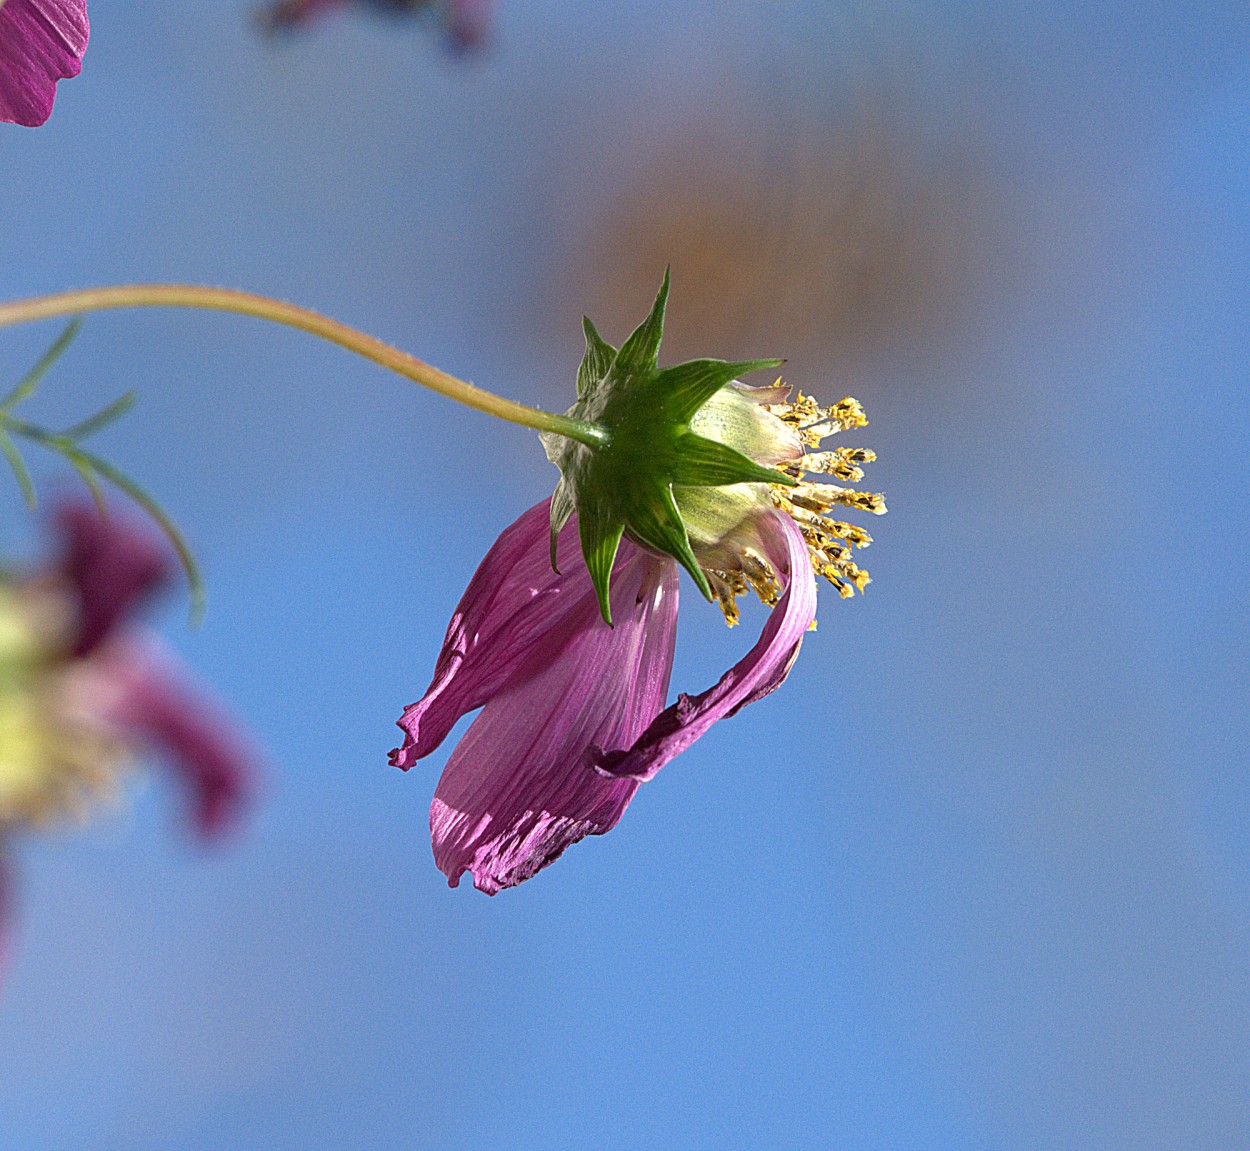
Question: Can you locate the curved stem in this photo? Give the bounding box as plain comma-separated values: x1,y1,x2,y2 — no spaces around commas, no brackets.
0,285,609,448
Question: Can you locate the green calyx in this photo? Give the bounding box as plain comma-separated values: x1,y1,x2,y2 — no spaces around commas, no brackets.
543,269,795,625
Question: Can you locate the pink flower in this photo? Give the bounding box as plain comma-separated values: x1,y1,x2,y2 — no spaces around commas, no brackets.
394,276,884,895
392,382,883,894
0,0,89,127
0,500,256,976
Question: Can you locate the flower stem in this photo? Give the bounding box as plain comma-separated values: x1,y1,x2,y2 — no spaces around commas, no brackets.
0,285,610,448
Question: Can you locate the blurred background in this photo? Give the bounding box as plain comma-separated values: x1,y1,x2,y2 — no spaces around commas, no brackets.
2,0,1249,1146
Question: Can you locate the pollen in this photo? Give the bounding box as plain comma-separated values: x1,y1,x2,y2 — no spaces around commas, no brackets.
707,570,746,627
696,386,885,628
741,552,782,607
801,446,877,482
768,388,884,610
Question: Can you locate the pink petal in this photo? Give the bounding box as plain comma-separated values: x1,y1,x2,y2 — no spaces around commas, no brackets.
422,525,679,894
53,500,170,657
0,0,89,127
391,499,598,769
90,641,256,841
594,509,817,783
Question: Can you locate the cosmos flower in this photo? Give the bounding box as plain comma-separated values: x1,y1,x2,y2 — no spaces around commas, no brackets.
0,499,255,974
392,275,884,894
258,0,492,52
0,0,89,127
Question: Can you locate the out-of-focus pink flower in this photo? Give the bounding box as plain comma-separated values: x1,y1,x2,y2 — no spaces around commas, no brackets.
0,0,89,127
47,502,254,838
0,500,256,978
258,0,492,52
392,380,884,895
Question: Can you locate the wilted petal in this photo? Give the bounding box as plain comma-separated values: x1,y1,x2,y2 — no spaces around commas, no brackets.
53,501,170,657
391,499,596,768
426,534,679,894
88,642,255,840
0,0,89,127
594,510,816,783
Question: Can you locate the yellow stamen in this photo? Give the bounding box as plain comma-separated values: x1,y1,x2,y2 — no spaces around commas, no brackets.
707,570,744,628
825,521,874,548
802,447,877,482
694,385,885,627
827,487,888,515
766,389,884,611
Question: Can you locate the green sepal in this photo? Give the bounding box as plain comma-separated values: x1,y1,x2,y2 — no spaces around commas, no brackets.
546,271,792,624
611,266,670,378
577,318,617,399
625,486,712,602
655,357,784,423
578,505,626,626
670,433,798,488
549,477,576,570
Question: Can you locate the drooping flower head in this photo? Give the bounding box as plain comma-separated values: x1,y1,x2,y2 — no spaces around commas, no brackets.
0,0,89,127
0,499,255,977
393,273,884,894
258,0,492,52
541,269,884,626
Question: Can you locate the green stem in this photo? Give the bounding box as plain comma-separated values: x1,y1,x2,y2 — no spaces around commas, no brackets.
0,285,609,448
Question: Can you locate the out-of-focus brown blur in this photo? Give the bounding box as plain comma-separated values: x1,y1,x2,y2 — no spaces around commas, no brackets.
553,90,999,382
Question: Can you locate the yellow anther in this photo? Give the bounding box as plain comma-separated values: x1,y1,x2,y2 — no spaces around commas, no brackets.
825,521,873,548
697,386,883,629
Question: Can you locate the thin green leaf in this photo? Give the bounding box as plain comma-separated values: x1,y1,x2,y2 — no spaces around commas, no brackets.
3,420,109,512
0,416,52,442
2,415,204,624
62,447,108,515
62,391,137,441
71,447,205,625
0,428,37,509
1,318,82,411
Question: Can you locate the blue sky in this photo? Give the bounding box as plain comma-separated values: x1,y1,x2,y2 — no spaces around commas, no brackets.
1,2,1249,1147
